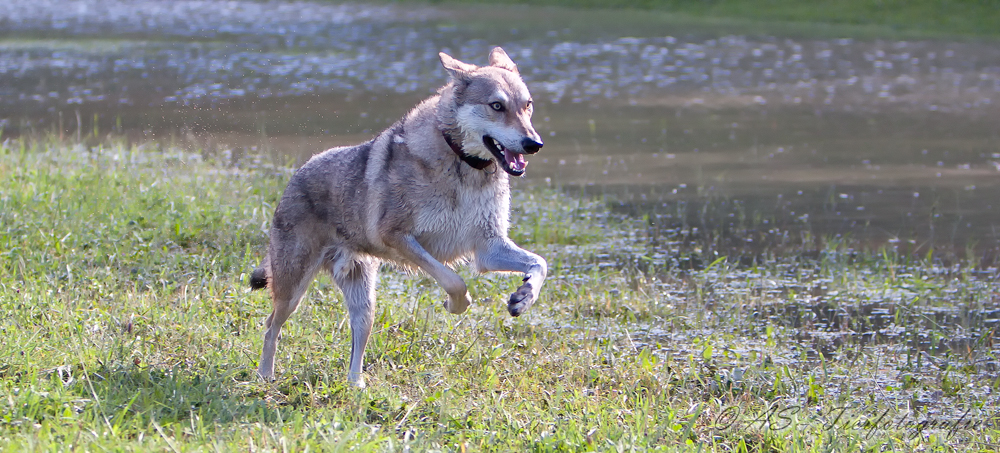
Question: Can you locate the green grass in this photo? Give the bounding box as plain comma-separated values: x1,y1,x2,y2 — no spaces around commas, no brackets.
1,137,998,451
402,0,1000,39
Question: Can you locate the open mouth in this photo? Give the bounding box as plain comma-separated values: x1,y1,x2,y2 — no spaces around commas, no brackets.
483,135,527,176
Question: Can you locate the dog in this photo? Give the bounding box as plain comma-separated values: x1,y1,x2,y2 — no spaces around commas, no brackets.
249,47,547,387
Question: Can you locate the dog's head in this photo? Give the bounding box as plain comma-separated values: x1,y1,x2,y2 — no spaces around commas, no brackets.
439,47,543,176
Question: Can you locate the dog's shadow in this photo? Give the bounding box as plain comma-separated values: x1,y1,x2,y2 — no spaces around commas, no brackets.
47,362,305,428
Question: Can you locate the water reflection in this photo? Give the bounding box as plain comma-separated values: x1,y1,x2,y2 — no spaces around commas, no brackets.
1,0,998,255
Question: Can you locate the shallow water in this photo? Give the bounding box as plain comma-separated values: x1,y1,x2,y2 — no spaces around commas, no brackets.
2,0,999,256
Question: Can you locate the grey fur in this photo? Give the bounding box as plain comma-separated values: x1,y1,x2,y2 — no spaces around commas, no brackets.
251,47,547,388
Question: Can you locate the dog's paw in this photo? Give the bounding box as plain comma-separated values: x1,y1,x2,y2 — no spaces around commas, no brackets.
347,372,367,389
444,291,472,314
256,368,275,382
507,282,535,317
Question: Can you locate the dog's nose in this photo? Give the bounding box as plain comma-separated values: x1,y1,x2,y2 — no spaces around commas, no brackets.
521,138,543,154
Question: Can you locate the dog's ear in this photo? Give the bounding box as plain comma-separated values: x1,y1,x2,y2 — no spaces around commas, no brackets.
488,47,518,74
439,52,476,82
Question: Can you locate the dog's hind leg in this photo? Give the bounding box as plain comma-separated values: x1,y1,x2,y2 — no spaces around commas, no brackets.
330,255,378,388
257,246,323,381
476,238,548,317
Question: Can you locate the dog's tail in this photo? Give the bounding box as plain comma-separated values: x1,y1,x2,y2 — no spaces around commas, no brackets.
249,266,268,290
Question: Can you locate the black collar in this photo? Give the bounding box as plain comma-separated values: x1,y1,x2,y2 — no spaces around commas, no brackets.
442,132,493,170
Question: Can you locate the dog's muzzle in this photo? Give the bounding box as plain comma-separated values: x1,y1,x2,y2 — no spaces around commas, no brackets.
522,138,543,154
484,136,543,176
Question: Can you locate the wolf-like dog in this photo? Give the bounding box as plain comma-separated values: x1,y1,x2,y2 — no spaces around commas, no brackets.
249,47,547,387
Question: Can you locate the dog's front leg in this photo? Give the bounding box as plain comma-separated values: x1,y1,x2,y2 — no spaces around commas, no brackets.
386,235,472,314
476,238,547,317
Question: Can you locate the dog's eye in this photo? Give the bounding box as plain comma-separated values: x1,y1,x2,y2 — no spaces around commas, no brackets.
489,102,504,112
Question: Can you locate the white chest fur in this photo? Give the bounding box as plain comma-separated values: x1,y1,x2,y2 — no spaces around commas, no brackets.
414,174,511,263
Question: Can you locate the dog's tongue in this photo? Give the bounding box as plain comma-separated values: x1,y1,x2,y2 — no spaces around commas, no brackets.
504,150,527,172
